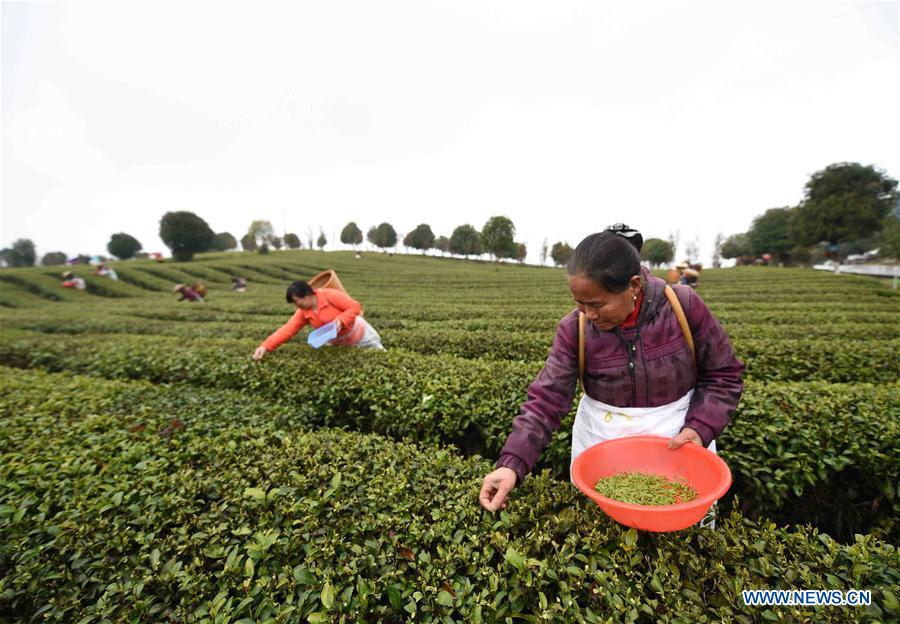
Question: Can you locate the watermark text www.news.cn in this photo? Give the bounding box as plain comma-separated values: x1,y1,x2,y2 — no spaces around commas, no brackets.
742,590,871,607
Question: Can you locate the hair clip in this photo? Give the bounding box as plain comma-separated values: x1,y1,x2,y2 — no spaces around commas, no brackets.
605,223,644,252
606,223,639,238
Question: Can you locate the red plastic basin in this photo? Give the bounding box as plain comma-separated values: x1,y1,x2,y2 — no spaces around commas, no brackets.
571,435,732,532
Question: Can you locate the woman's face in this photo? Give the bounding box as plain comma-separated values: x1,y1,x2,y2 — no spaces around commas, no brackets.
292,293,317,310
567,274,642,330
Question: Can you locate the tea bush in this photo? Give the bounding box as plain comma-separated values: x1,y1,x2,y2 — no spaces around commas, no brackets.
2,333,896,541
3,314,899,383
2,253,898,621
1,368,897,623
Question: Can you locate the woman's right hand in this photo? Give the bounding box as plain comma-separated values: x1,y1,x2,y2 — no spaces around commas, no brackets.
252,346,268,361
479,467,517,512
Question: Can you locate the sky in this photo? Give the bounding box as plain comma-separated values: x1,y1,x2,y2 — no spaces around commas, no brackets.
2,0,899,265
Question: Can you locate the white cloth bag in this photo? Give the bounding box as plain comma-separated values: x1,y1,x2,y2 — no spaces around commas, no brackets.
353,318,384,350
328,317,384,350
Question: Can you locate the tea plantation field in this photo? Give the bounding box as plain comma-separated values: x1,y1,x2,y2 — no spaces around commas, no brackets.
1,251,898,623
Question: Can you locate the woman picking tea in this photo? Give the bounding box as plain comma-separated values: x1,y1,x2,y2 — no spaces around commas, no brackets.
252,280,384,360
479,224,744,513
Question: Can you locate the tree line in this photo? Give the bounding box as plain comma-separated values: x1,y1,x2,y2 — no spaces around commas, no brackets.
4,161,895,267
353,217,526,262
217,216,530,262
548,162,899,270
718,162,898,265
0,214,531,266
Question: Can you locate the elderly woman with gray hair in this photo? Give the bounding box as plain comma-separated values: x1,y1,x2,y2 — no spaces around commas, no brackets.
479,224,744,517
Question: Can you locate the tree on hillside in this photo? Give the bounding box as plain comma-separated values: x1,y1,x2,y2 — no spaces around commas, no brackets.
0,239,37,268
550,242,573,267
340,222,363,249
368,223,397,251
640,238,674,267
247,220,276,248
212,232,237,252
240,233,257,252
748,207,794,262
404,224,435,253
284,233,301,249
684,236,700,263
449,225,483,258
540,239,548,266
789,245,812,265
403,230,413,252
107,232,143,260
720,233,751,264
1,249,20,268
435,235,450,256
515,242,527,264
16,239,37,266
667,231,680,261
271,236,283,250
41,251,67,266
712,233,724,268
792,162,898,246
877,211,900,260
481,216,517,260
159,212,215,261
317,230,327,250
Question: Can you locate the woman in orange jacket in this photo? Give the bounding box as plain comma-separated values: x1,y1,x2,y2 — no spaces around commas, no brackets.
252,280,383,360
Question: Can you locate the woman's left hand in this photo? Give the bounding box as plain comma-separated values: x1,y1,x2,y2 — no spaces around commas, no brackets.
333,319,342,333
667,427,702,449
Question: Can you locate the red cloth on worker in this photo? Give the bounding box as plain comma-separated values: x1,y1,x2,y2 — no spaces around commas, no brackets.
619,291,643,329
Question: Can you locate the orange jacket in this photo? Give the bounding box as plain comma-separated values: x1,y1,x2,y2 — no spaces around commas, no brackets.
261,288,363,351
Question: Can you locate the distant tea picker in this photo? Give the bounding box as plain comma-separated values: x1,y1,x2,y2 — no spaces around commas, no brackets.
173,282,206,302
252,270,384,361
61,271,86,290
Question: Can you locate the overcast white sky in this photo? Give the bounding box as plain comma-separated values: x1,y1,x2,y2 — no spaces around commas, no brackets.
2,1,898,264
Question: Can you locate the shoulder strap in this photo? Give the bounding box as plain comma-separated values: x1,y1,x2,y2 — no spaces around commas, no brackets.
664,285,696,367
578,312,586,391
317,287,365,318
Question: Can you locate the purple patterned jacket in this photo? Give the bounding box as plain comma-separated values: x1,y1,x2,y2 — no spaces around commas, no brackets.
496,268,744,483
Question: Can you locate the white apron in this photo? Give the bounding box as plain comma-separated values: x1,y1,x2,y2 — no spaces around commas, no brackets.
328,318,384,350
353,318,385,350
571,389,718,528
